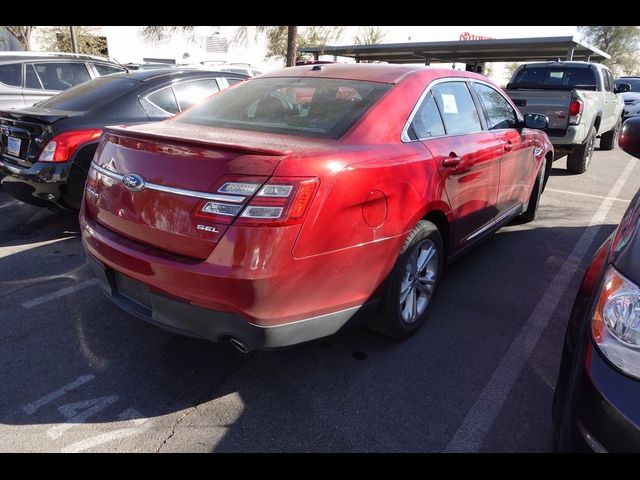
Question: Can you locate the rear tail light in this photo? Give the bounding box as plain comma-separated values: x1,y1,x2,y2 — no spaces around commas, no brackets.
568,98,584,125
39,129,103,162
193,176,319,226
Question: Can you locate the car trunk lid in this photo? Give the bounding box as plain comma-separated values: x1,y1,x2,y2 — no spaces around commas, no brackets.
84,123,318,260
0,108,83,168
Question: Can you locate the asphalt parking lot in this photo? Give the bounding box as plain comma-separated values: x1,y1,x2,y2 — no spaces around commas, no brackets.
0,144,638,453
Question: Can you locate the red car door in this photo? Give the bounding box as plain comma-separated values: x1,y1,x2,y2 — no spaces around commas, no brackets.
413,81,502,250
472,82,537,216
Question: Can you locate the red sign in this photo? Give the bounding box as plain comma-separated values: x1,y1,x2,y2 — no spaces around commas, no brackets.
459,32,495,41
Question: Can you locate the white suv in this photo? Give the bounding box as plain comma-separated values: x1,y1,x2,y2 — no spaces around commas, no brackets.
0,52,125,109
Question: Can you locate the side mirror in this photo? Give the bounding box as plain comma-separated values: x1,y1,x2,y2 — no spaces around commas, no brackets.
619,117,640,159
615,83,631,94
523,113,549,130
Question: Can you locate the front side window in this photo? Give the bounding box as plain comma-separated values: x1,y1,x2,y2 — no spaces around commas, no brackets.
175,77,391,139
408,91,445,140
32,62,91,91
173,79,219,111
0,63,21,87
473,83,518,130
431,82,482,135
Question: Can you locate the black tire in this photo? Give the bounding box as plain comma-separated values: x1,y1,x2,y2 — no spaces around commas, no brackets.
369,220,444,339
566,126,596,174
520,158,546,223
599,117,621,151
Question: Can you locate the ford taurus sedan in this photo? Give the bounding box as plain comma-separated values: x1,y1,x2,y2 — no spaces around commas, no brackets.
80,64,553,351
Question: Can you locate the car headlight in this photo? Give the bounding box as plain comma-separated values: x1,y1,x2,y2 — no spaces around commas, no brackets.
592,266,640,379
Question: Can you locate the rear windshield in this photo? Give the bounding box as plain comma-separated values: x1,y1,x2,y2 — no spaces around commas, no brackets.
616,78,640,92
511,66,597,90
174,77,391,139
37,76,139,111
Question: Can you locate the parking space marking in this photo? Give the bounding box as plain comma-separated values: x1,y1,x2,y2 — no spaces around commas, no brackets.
60,408,151,453
21,278,98,309
0,237,73,259
22,374,95,415
47,396,119,439
446,160,637,453
546,188,631,203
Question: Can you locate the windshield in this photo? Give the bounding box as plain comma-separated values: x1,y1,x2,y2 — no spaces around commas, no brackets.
511,66,597,90
37,76,140,111
174,77,391,139
616,78,640,93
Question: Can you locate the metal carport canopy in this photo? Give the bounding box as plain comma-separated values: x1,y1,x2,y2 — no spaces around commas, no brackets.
298,36,610,64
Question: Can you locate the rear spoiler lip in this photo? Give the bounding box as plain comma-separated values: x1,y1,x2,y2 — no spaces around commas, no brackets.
104,125,293,156
0,108,82,124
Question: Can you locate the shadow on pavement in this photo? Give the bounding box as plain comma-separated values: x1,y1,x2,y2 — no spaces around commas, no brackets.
0,207,618,451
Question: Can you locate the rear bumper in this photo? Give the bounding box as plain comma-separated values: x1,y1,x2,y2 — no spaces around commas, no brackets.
547,124,587,149
86,253,377,351
0,158,72,207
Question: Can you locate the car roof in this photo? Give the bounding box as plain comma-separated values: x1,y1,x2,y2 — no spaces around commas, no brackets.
104,68,249,82
0,51,112,64
258,63,480,84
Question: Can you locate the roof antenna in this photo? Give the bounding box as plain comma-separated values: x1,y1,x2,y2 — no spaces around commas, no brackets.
111,57,130,74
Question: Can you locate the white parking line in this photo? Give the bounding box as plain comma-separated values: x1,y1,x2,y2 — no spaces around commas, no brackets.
0,237,72,259
21,278,98,309
47,396,119,439
445,160,637,452
60,408,150,453
22,374,95,415
546,188,631,203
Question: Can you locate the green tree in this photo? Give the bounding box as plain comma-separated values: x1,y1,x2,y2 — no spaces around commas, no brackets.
40,26,108,57
353,26,385,45
578,26,640,76
5,26,36,51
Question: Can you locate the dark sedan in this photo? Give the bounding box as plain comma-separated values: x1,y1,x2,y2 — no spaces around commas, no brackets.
0,68,247,210
553,116,640,452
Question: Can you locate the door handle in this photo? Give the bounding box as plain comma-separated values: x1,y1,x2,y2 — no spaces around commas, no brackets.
442,153,461,168
504,141,514,152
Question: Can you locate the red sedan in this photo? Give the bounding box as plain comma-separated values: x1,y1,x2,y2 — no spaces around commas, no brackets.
80,64,553,351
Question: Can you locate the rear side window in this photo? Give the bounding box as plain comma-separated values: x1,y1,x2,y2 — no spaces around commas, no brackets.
0,63,21,87
37,76,140,111
408,91,445,140
147,87,179,114
173,79,219,111
32,62,91,90
473,83,518,130
512,66,597,90
175,77,391,139
94,64,124,76
432,82,482,135
226,77,243,86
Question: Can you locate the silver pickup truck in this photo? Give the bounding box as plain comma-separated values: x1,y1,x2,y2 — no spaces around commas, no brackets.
506,61,629,173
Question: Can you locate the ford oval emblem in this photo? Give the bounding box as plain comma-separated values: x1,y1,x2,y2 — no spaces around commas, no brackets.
122,173,146,192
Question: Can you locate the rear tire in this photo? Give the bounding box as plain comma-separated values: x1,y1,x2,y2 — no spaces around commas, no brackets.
369,220,444,339
599,117,621,151
520,158,546,223
566,126,596,174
